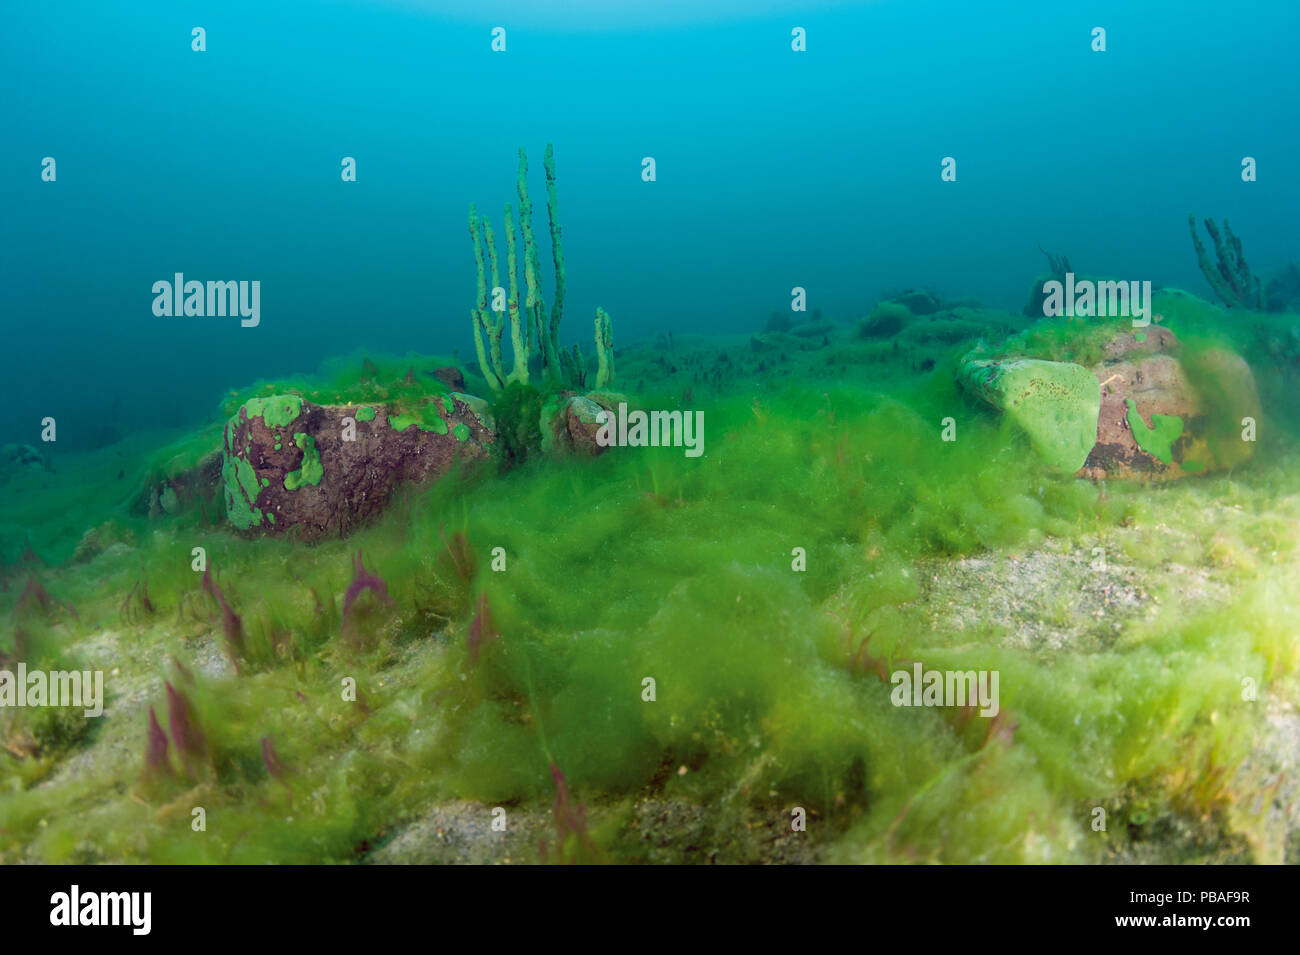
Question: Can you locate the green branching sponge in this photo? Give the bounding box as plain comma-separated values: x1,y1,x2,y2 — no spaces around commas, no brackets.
504,203,527,380
559,343,586,389
595,307,615,389
1188,214,1263,310
466,143,586,390
517,148,548,376
542,143,567,380
468,205,508,391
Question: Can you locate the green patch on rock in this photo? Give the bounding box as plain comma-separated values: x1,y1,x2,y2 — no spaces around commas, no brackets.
960,358,1100,472
221,450,263,529
229,450,260,504
453,423,471,442
1125,399,1183,466
284,433,324,490
243,395,304,429
355,406,376,422
389,400,449,435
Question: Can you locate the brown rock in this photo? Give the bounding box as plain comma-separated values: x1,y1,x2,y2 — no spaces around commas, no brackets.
134,450,222,518
1088,353,1198,479
432,367,466,392
562,396,612,456
541,392,625,457
1082,329,1259,481
222,395,493,539
1097,325,1178,362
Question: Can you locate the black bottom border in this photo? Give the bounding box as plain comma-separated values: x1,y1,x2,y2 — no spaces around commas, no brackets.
4,863,1281,941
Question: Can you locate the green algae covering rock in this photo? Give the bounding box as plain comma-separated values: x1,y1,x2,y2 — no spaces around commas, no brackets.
959,358,1100,472
962,309,1260,481
242,395,304,430
1124,398,1182,465
540,391,625,456
221,393,495,539
389,400,449,435
1083,328,1260,481
283,433,323,489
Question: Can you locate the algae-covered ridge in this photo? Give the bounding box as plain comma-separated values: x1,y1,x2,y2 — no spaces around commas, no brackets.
3,305,1300,865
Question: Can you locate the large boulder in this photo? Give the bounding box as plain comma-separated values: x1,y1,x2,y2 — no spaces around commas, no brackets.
540,391,626,456
857,301,912,339
1082,327,1259,480
134,449,223,518
221,394,493,538
959,319,1259,480
0,444,49,483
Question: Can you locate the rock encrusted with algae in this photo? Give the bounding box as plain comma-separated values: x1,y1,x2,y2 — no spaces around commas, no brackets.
221,393,493,538
960,291,1261,481
540,391,624,456
959,357,1101,472
1082,326,1259,480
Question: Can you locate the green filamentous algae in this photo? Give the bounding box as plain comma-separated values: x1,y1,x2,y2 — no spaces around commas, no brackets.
2,0,1298,874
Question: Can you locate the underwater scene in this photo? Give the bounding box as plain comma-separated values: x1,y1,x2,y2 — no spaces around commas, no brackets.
2,0,1299,869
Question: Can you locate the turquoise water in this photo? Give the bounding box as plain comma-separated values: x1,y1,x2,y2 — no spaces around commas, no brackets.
3,0,1297,448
